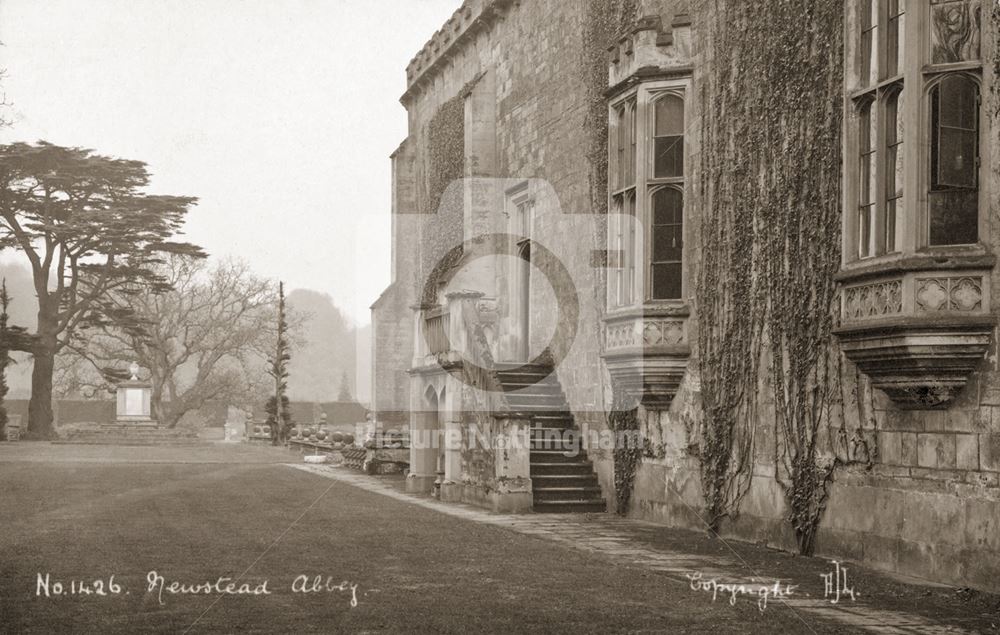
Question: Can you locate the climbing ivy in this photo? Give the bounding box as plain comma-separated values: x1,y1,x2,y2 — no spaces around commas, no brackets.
697,0,846,554
421,94,466,303
584,0,642,515
695,4,765,531
608,384,641,515
583,0,637,217
994,3,1000,118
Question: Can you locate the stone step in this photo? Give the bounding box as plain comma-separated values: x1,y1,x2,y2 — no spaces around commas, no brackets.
496,370,556,383
511,406,572,416
501,377,560,387
530,438,582,452
530,428,577,441
533,499,607,514
529,449,590,463
500,384,558,395
530,462,596,476
507,392,569,408
533,486,604,502
530,421,575,433
55,436,202,446
64,431,197,438
495,363,607,515
513,407,573,416
495,362,555,371
531,474,599,489
531,415,574,427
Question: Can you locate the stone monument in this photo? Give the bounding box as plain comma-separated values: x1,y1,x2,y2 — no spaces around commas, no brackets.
114,362,156,427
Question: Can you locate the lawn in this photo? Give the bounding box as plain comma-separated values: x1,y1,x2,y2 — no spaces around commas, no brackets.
0,445,851,634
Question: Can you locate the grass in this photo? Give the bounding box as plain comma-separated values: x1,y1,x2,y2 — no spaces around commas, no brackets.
0,443,854,634
3,442,997,633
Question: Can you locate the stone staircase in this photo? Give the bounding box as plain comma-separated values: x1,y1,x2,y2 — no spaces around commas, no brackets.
495,363,606,513
55,424,201,446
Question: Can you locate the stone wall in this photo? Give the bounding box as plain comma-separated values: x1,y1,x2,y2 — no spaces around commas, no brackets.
588,0,1000,593
371,137,420,426
383,0,1000,592
399,0,611,410
4,399,229,428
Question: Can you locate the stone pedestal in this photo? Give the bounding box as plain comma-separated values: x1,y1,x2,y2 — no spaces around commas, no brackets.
406,473,437,493
111,363,156,427
488,414,534,513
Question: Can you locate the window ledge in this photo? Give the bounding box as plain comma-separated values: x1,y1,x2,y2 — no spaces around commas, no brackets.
601,308,691,409
835,254,995,408
604,302,691,321
837,248,994,284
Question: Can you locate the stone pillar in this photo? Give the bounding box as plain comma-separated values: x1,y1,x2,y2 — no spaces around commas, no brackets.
440,374,465,503
490,414,533,513
406,400,439,494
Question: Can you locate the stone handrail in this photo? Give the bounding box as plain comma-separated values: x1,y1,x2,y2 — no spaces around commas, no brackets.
446,290,532,513
445,290,510,416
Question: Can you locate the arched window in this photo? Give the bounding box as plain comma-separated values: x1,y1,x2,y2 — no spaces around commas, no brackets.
884,0,905,79
884,88,903,253
651,188,682,300
653,95,684,179
609,97,636,308
610,192,636,307
929,75,979,246
850,0,909,260
859,0,878,86
858,99,876,258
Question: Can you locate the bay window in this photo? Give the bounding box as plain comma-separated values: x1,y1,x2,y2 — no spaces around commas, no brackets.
608,83,687,309
836,0,992,409
847,0,985,260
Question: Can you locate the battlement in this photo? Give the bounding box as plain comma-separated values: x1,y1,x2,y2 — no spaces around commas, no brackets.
401,0,513,106
607,12,693,90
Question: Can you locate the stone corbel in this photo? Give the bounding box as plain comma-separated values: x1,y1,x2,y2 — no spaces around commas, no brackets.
601,306,691,409
834,255,995,408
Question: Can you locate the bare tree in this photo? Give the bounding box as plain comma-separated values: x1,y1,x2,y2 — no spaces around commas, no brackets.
59,256,277,428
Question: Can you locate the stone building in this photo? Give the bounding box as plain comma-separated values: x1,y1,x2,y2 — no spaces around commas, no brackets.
370,0,1000,591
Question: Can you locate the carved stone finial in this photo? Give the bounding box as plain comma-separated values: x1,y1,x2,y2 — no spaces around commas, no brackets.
128,362,140,381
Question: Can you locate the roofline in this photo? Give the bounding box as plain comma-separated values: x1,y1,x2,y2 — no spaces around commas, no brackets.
400,0,514,107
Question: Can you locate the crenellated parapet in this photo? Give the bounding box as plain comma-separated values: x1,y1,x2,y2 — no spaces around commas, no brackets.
607,12,692,92
401,0,514,106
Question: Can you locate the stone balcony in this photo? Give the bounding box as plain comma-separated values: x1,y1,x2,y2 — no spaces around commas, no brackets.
601,306,691,408
834,253,995,408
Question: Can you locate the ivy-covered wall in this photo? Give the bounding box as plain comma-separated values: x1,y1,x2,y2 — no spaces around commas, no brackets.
419,95,466,304
383,0,1000,591
694,0,846,554
618,0,1000,591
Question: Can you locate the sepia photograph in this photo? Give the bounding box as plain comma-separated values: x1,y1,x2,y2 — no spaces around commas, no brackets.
0,0,998,633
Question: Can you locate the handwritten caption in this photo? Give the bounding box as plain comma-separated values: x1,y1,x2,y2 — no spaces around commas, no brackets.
35,572,359,608
685,572,797,612
685,560,861,611
820,560,857,604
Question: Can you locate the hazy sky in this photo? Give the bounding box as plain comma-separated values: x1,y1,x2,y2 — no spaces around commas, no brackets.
0,0,460,325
